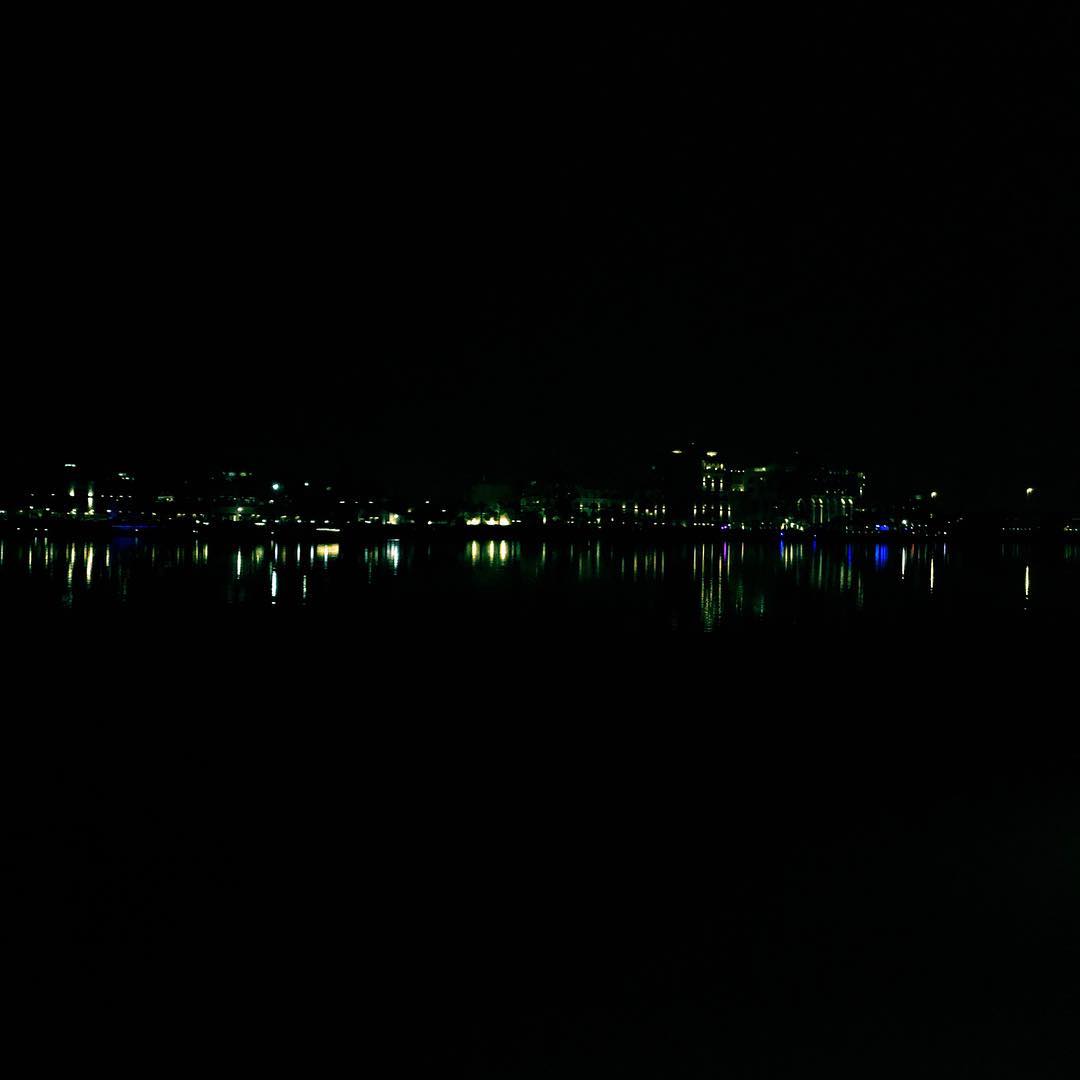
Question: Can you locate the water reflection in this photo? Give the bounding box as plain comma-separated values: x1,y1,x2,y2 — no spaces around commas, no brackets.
466,538,521,570
698,543,721,629
0,536,1077,625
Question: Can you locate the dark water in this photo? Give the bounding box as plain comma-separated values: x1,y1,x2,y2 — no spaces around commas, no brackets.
6,532,1078,1073
3,532,1078,628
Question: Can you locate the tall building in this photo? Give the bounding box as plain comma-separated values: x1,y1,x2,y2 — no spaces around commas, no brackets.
660,451,865,529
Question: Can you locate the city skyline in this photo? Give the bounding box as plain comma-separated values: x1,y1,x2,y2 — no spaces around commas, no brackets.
7,15,1076,508
3,447,1074,533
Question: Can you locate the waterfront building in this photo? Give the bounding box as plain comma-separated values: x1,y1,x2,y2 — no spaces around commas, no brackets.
662,451,865,528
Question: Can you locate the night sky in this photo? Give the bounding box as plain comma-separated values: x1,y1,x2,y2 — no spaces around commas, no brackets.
10,13,1078,503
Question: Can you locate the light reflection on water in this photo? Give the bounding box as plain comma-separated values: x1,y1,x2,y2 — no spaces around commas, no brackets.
0,535,1077,626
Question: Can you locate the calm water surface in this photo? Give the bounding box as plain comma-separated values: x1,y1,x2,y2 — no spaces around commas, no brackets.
2,534,1078,628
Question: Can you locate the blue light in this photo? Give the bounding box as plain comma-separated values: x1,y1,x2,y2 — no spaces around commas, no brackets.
876,524,890,532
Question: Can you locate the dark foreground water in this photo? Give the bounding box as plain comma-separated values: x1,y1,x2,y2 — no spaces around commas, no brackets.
2,532,1079,628
5,533,1078,1075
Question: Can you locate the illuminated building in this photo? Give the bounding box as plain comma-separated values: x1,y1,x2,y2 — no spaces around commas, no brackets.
661,452,865,529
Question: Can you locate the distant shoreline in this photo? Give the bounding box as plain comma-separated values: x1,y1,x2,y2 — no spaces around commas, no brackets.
0,521,1074,544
